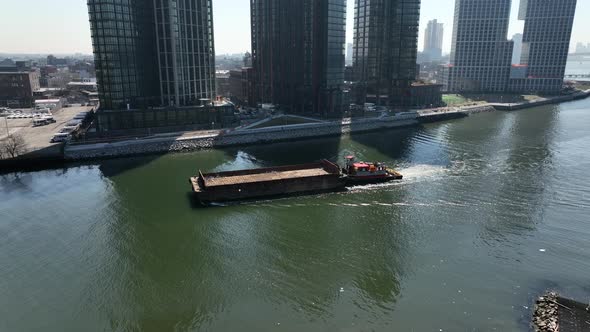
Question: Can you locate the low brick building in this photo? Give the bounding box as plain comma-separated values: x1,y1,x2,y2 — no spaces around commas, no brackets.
0,71,40,108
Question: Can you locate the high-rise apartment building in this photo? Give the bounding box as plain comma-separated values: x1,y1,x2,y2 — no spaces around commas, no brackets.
154,0,216,107
88,0,215,110
424,19,444,62
346,43,354,66
511,33,523,65
250,0,346,115
445,0,513,92
509,0,577,93
353,0,421,107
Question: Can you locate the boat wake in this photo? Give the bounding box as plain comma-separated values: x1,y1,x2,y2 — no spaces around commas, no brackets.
398,164,449,180
346,164,448,192
248,199,469,209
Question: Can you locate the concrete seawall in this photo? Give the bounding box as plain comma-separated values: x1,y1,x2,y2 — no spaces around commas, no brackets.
65,115,419,160
491,90,590,111
24,90,590,162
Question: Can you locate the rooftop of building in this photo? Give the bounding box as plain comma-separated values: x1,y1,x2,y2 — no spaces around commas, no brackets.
412,82,443,87
35,99,62,103
215,70,231,78
35,88,63,93
97,101,234,113
67,81,97,86
0,71,34,75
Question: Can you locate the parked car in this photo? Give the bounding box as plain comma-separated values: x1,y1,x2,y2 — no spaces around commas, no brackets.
73,112,89,120
50,133,71,143
33,118,50,127
60,125,79,133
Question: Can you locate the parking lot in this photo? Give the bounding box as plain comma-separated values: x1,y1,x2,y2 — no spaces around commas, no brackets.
1,105,93,157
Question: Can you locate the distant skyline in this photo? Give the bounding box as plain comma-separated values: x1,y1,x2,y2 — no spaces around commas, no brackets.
0,0,588,55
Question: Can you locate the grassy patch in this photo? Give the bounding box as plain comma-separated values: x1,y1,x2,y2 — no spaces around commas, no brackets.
447,93,547,104
522,95,545,102
572,82,590,91
442,94,470,106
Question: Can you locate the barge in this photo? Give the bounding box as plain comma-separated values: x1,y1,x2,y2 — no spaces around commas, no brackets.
189,157,403,204
190,160,346,203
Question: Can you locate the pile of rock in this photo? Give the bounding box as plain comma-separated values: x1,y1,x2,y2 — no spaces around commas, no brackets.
533,292,559,332
462,105,496,114
169,138,214,152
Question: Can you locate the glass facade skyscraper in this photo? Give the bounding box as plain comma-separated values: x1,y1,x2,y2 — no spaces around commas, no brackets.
353,0,421,107
446,0,513,92
88,0,215,110
154,0,216,106
424,19,444,62
88,0,160,110
250,0,346,115
509,0,577,93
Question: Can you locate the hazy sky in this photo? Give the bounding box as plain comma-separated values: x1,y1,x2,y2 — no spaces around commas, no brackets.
0,0,588,55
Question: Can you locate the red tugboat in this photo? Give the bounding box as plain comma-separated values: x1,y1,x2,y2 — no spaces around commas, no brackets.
342,156,403,185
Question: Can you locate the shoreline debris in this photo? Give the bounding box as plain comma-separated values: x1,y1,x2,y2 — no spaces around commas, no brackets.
533,292,559,332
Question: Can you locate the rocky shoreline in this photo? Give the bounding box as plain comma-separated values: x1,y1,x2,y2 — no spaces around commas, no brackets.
533,293,560,332
65,115,419,160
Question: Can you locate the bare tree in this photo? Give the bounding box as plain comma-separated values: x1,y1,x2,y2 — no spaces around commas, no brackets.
1,133,27,159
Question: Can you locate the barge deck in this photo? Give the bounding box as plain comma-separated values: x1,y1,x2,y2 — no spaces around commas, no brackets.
202,168,331,187
190,160,346,203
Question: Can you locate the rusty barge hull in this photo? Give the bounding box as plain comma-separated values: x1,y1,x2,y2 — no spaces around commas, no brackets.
190,160,346,203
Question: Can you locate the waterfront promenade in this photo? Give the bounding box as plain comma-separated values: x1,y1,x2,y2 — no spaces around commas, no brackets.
63,90,589,160
1,90,589,168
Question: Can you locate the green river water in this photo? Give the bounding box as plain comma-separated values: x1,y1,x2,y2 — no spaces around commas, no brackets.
2,99,590,331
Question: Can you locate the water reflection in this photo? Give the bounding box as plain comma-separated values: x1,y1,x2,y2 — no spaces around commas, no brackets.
464,107,558,253
91,131,417,329
348,126,419,162
88,169,233,331
234,135,343,166
3,100,590,331
0,173,34,193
